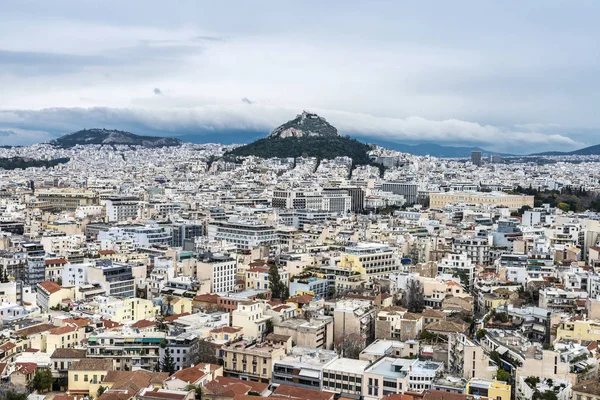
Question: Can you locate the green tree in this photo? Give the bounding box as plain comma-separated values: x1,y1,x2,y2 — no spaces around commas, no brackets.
268,264,288,300
495,368,510,382
97,386,107,397
401,280,424,313
30,368,54,393
161,349,176,375
5,391,28,400
164,294,175,316
557,202,570,212
476,329,487,340
185,384,203,399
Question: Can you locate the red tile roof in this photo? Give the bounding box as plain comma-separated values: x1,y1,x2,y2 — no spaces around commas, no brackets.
14,362,37,375
38,281,62,294
49,326,77,335
45,258,68,265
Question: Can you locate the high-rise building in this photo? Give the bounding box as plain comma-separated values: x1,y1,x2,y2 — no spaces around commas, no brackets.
380,182,418,205
471,151,482,166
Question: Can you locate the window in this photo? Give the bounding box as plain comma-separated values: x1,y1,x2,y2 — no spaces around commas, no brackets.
74,374,78,381
84,374,88,382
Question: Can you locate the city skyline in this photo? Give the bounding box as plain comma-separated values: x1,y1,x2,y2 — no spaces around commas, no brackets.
1,1,600,153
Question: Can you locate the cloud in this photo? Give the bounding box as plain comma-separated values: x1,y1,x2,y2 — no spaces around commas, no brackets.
241,97,253,104
153,88,162,95
0,106,584,153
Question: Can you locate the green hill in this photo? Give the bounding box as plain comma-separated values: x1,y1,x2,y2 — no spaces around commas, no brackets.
225,136,373,164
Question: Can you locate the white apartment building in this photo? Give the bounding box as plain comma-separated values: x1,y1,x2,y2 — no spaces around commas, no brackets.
196,252,237,294
437,252,475,289
207,220,279,250
104,196,140,222
231,301,272,341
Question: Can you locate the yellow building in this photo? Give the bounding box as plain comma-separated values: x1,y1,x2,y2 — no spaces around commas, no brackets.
337,243,397,280
168,296,193,315
93,296,159,323
430,191,534,211
556,319,600,342
467,378,511,400
46,325,81,354
67,359,113,397
222,336,290,383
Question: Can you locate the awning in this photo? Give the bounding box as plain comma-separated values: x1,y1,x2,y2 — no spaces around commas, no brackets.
299,369,320,379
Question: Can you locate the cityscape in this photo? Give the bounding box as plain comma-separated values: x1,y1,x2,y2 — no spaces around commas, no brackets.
1,2,600,400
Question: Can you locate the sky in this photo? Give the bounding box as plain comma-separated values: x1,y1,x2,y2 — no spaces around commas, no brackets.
1,1,599,153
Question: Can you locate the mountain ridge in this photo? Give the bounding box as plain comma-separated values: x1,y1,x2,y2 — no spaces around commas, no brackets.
50,128,182,148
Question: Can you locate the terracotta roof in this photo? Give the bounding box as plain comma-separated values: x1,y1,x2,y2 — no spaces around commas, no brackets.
171,365,207,384
103,370,170,390
140,388,189,400
573,380,600,396
54,395,76,400
24,348,39,353
0,342,16,351
45,258,68,265
194,293,220,302
15,323,57,336
287,294,314,304
164,312,190,322
274,384,334,400
70,358,113,371
49,325,77,335
205,376,267,398
65,318,92,327
131,319,156,329
0,362,7,374
425,320,469,333
423,391,472,400
99,249,116,255
13,362,37,375
210,326,242,334
100,319,122,329
38,281,62,294
51,348,87,359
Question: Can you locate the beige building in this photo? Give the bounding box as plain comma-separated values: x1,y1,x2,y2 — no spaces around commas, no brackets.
334,299,376,346
274,315,334,349
231,301,273,341
430,191,534,211
222,335,291,383
448,333,495,379
573,380,600,400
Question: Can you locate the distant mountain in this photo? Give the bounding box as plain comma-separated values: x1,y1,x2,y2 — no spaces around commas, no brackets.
50,129,182,148
531,144,600,156
225,112,373,165
356,138,512,158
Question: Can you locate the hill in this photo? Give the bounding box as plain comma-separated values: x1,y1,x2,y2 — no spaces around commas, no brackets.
355,138,512,158
225,112,373,165
531,144,600,156
268,111,339,139
50,129,182,148
0,157,70,170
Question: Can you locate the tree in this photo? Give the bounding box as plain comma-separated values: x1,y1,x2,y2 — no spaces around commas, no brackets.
401,280,424,313
161,349,176,375
97,386,107,397
4,391,28,400
164,295,175,316
0,267,8,283
476,329,487,340
268,264,288,300
557,202,570,212
30,368,54,393
495,368,510,382
185,384,203,399
190,339,218,365
334,333,365,359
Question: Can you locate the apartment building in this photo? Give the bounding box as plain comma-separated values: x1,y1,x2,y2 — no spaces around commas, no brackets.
453,236,491,265
274,315,334,349
232,301,273,340
208,221,279,250
246,266,289,291
105,196,140,222
196,252,237,294
447,333,495,379
380,182,418,205
333,299,375,347
338,243,398,280
222,336,291,383
87,329,165,371
272,346,338,389
87,261,136,298
322,357,370,399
